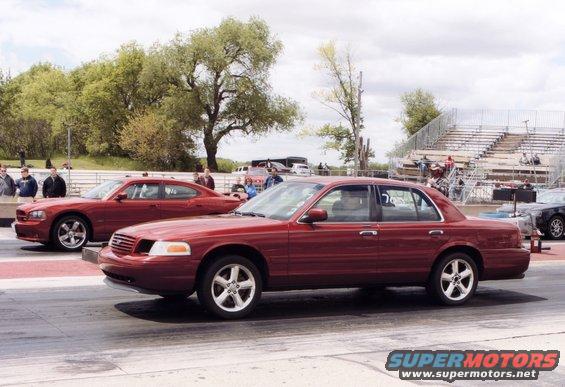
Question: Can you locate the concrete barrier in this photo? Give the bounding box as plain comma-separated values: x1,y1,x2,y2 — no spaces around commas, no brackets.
0,202,17,227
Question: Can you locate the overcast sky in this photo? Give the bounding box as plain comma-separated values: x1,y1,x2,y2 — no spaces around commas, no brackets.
1,0,565,165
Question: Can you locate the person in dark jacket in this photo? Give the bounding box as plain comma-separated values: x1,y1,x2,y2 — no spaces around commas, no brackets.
42,167,67,198
15,167,38,203
264,169,283,189
18,149,26,167
202,168,215,190
231,177,245,193
0,165,16,199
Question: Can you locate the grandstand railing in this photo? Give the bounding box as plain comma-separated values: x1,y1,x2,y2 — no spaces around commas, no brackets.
547,143,565,187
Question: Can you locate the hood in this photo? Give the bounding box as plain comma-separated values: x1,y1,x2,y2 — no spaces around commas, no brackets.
117,214,283,240
18,197,96,212
497,202,560,213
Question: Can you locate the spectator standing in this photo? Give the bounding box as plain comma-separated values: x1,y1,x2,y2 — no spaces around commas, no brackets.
18,148,26,167
417,155,430,176
0,165,16,200
45,158,53,169
42,167,67,198
244,177,257,199
264,169,283,190
15,167,38,203
231,177,245,193
193,172,204,185
450,176,465,202
266,158,272,169
142,171,149,177
202,168,215,190
317,162,323,175
324,163,330,176
444,155,455,171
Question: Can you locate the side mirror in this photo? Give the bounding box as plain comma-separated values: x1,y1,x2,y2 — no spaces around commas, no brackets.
115,193,127,201
302,208,328,223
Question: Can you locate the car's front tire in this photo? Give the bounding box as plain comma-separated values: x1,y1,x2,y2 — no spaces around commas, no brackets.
547,215,564,240
51,215,90,252
428,252,478,305
197,255,262,319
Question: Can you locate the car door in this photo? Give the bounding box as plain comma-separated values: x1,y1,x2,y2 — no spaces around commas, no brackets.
376,185,447,283
104,182,162,234
288,184,379,287
160,183,208,219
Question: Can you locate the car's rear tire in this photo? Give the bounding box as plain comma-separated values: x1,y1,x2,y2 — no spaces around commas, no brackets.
197,255,262,319
428,252,478,306
547,215,564,240
51,215,90,252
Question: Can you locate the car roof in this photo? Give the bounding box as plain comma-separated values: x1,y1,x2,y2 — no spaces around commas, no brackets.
290,176,424,189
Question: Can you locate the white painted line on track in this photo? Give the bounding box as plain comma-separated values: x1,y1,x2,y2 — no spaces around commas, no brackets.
0,275,104,290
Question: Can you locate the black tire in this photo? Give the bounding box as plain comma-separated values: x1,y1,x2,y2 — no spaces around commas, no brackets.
547,215,564,240
197,255,262,319
428,252,478,306
51,215,90,252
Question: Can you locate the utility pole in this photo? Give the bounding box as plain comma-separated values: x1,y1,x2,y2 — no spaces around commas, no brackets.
67,126,71,186
354,71,363,176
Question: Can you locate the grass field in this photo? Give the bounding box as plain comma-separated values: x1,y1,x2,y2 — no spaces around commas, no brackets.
0,156,143,171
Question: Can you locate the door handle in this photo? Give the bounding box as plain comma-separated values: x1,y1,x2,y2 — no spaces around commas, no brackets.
359,230,378,236
429,230,444,236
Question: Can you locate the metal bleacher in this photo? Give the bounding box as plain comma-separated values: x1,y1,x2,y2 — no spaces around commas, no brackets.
390,109,565,188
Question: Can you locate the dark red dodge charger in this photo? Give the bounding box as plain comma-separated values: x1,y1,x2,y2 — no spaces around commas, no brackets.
98,177,530,319
15,177,242,251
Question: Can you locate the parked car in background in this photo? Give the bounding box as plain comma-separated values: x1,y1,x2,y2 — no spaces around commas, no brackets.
99,177,529,319
491,188,565,239
257,161,291,174
232,166,249,175
291,163,313,176
244,167,270,186
14,178,243,251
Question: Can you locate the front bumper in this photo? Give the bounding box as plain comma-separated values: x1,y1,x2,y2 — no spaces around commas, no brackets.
97,246,196,294
14,220,50,243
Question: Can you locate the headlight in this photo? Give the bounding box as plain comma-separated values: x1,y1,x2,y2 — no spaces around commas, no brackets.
148,241,191,256
28,210,46,220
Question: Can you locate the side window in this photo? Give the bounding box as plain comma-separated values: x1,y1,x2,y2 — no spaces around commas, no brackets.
412,189,441,221
378,186,441,222
124,183,160,200
379,186,418,221
314,185,370,222
164,184,198,199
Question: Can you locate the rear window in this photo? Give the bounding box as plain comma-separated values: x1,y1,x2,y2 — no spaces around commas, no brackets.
164,185,198,199
378,186,441,222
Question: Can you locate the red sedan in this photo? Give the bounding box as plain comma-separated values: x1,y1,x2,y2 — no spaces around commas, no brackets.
98,177,530,319
15,177,242,251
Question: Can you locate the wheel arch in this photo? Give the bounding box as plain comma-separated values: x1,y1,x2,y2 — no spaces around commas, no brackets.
196,244,269,288
431,244,484,280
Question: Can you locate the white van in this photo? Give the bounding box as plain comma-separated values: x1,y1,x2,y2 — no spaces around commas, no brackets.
291,163,313,176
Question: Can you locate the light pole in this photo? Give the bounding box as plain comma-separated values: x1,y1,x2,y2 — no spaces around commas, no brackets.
67,126,71,186
353,71,363,176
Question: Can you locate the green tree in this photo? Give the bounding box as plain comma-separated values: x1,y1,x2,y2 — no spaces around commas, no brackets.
398,88,441,136
154,17,302,171
72,43,152,155
309,42,370,163
119,109,196,170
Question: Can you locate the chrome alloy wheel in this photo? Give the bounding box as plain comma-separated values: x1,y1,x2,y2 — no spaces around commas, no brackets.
440,258,474,301
57,220,87,249
549,217,564,239
211,264,256,312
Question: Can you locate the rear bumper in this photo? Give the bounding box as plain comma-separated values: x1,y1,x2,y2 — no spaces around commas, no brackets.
98,247,196,294
481,247,530,280
14,221,50,243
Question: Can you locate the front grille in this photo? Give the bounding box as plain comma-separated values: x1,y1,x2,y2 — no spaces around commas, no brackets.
110,233,137,255
102,270,135,283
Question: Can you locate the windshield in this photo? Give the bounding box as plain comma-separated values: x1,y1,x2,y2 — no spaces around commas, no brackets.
82,180,123,199
236,181,324,220
537,191,565,204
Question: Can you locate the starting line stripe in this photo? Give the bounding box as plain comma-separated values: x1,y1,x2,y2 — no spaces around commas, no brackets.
0,275,105,290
